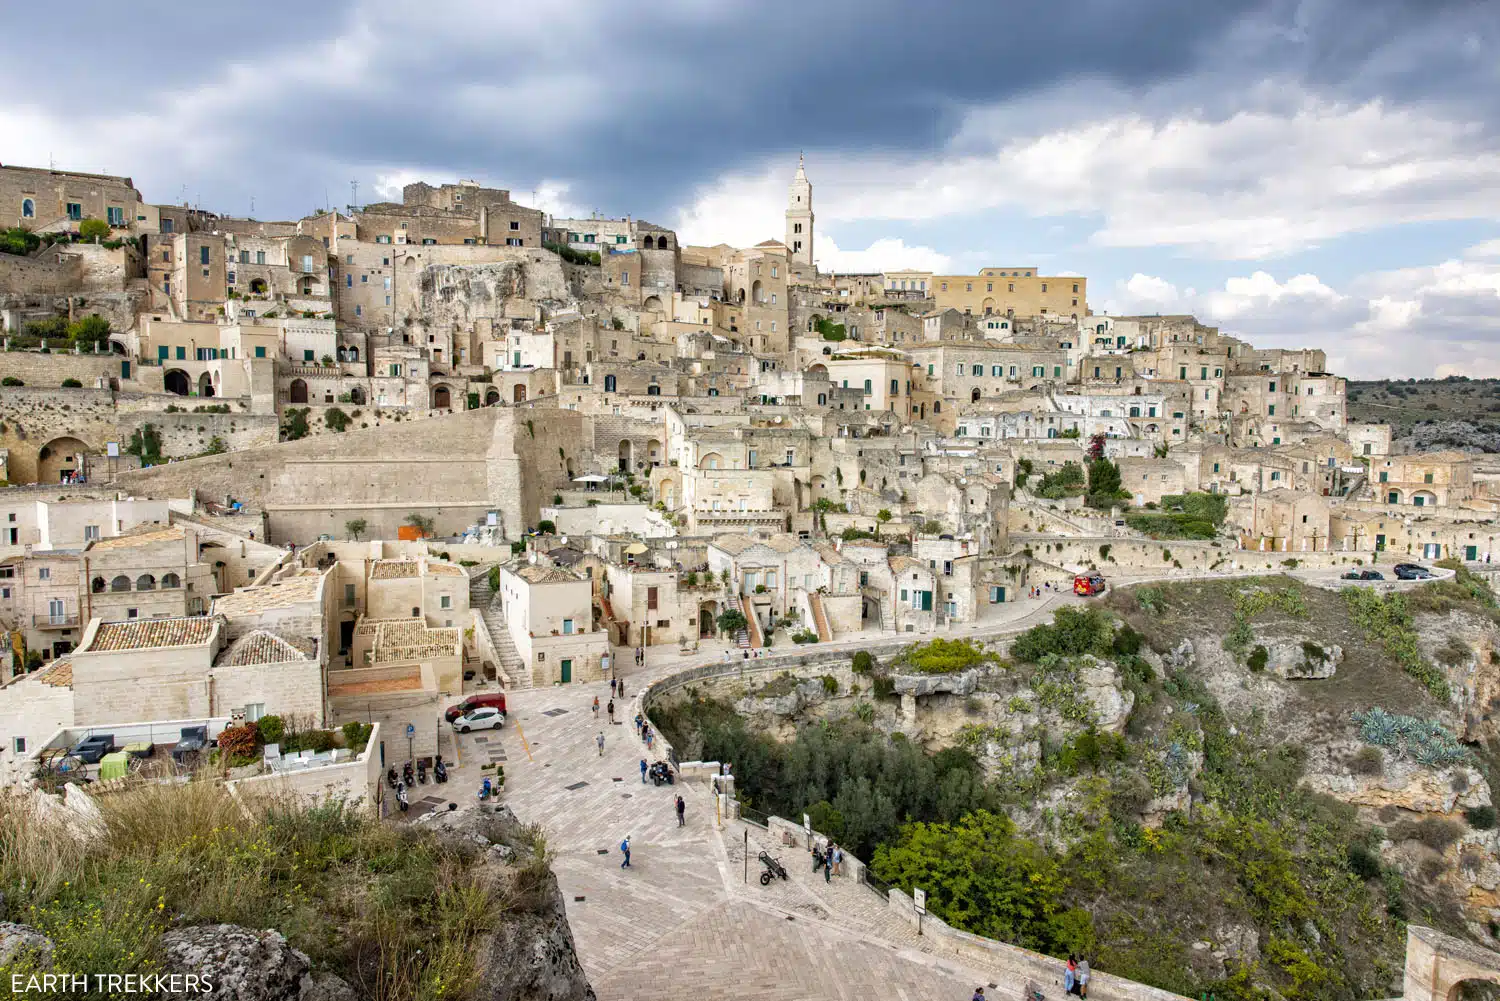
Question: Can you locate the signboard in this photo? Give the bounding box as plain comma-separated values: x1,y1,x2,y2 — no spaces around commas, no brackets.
105,442,120,458
913,888,927,915
405,723,415,737
486,512,497,527
803,813,812,838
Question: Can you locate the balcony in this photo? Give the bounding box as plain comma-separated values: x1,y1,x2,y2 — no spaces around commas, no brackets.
34,613,81,630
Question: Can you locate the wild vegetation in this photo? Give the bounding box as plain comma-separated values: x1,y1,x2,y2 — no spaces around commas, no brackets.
659,574,1500,1000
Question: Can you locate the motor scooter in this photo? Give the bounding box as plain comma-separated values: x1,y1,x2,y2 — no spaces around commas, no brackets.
403,761,415,787
433,756,448,784
478,776,493,801
416,758,428,784
386,767,399,789
396,781,409,813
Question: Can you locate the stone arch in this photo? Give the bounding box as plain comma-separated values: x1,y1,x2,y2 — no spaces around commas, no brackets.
198,371,215,397
161,573,181,589
971,387,981,403
808,314,824,333
22,197,34,218
110,575,131,592
289,379,308,404
1412,490,1437,507
736,287,746,304
432,385,452,409
513,384,527,403
751,279,763,303
485,388,501,405
37,436,92,483
164,369,191,396
136,574,156,591
249,278,268,294
618,439,632,472
699,452,723,470
699,599,719,638
1386,489,1403,505
91,577,106,593
656,235,668,250
981,297,995,314
658,475,677,509
348,386,366,405
1402,925,1500,1001
643,295,664,312
808,363,828,376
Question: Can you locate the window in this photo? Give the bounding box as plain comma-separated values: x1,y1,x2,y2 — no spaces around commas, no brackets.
361,274,368,283
107,206,124,226
38,567,50,581
254,345,266,359
200,246,210,265
176,346,185,360
377,235,391,244
303,349,315,362
621,271,629,286
440,595,451,609
1268,405,1276,416
509,220,520,231
647,586,659,610
21,198,34,218
162,218,174,233
940,282,948,292
67,202,82,220
563,618,574,634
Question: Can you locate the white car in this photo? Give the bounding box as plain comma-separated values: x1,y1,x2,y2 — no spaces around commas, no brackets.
452,707,505,733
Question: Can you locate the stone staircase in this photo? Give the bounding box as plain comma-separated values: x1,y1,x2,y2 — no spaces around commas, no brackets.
468,565,529,689
807,591,833,642
740,594,763,649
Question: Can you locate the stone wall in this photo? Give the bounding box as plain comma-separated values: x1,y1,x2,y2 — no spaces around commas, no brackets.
0,250,82,295
0,350,138,388
227,722,381,815
1019,535,1374,574
111,405,586,544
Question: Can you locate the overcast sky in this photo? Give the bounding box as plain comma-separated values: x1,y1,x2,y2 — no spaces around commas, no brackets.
3,0,1497,378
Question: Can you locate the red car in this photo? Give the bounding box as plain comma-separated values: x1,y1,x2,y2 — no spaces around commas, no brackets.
1073,574,1107,597
444,692,507,723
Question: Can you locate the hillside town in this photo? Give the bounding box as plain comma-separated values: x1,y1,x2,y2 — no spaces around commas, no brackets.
2,157,1499,1000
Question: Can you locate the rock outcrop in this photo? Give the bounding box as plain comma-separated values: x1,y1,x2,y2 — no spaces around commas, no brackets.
891,669,979,698
1263,639,1342,679
157,925,356,1001
0,922,53,968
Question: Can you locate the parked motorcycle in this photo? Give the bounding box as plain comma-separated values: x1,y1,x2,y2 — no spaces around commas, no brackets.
478,777,493,801
433,757,448,784
416,758,428,784
396,781,409,813
403,762,415,787
386,767,399,789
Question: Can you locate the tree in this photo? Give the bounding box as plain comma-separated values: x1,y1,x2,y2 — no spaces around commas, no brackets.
871,810,1087,954
716,608,747,636
66,314,110,345
281,408,310,442
876,509,892,537
0,227,41,257
78,218,111,241
1085,457,1125,509
536,520,556,535
345,519,367,540
323,407,351,433
404,513,435,538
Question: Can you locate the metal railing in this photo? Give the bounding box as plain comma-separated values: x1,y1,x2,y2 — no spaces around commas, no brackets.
33,613,80,629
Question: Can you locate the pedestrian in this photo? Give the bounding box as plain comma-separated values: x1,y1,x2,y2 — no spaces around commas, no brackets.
723,649,731,663
640,758,648,783
618,681,626,699
607,699,615,723
824,843,832,883
675,794,685,826
832,844,843,876
634,713,643,732
1064,955,1076,995
972,989,985,1001
596,732,605,756
620,834,631,868
636,645,644,666
1077,956,1091,998
592,695,600,719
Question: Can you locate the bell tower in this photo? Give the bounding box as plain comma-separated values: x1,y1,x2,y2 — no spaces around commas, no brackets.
785,153,813,268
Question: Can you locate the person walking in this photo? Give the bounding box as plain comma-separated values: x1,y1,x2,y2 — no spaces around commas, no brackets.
675,794,685,826
634,713,643,733
823,843,832,883
1064,955,1076,996
1077,956,1091,998
971,989,985,1001
620,835,631,869
592,695,600,720
618,680,626,698
596,732,605,756
832,844,843,876
607,699,615,723
640,758,648,783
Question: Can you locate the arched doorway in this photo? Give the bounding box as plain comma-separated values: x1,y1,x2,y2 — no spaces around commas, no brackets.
37,436,92,483
349,387,366,405
751,279,763,303
346,345,359,361
249,278,268,295
198,372,214,397
971,387,981,403
643,295,663,312
618,439,632,473
289,379,308,404
164,369,191,396
485,388,500,406
982,298,995,314
656,235,668,250
513,384,527,403
699,600,719,638
433,385,451,409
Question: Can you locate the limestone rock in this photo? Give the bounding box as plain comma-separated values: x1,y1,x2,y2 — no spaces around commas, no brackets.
891,670,979,698
1161,638,1195,673
0,922,52,968
1304,742,1490,815
469,878,598,1001
1079,659,1135,732
156,925,352,1001
1261,639,1342,679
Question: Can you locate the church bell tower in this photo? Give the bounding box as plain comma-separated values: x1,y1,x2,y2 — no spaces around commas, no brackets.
785,153,814,268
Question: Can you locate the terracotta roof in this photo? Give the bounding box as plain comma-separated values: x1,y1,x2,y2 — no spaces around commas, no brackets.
212,575,322,616
86,526,185,552
889,556,928,573
516,565,581,585
710,534,756,555
370,560,420,580
354,618,462,665
88,616,217,652
327,668,423,697
763,534,806,553
217,630,314,667
35,658,73,688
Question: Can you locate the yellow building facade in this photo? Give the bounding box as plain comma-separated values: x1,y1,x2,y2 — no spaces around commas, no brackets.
931,267,1087,319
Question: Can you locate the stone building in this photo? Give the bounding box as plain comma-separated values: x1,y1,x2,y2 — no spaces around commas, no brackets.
931,268,1087,319
0,163,143,233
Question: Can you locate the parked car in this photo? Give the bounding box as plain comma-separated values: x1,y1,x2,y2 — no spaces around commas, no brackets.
1393,563,1435,580
1073,573,1107,597
71,734,116,764
452,707,505,733
1341,569,1385,581
445,693,508,723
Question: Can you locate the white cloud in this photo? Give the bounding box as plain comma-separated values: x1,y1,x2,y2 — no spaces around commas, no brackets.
1101,244,1500,378
675,92,1500,259
817,236,951,275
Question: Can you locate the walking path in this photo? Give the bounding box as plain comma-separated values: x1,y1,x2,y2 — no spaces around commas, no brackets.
444,598,1089,1000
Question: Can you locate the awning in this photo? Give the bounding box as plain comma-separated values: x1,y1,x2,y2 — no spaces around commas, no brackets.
624,543,649,555
573,474,609,483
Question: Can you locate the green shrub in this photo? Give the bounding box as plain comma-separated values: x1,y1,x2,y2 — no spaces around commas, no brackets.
78,218,111,241
1346,844,1383,880
256,715,285,745
1465,805,1496,829
1,377,23,387
791,629,819,644
851,651,874,674
61,378,82,388
1010,607,1114,662
1350,746,1384,775
323,407,350,432
1247,645,1269,672
341,721,373,752
536,520,556,535
0,227,42,256
821,675,839,694
872,676,895,699
488,565,501,592
898,638,994,674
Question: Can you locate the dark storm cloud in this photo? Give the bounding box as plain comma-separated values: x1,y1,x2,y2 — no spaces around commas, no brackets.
0,0,1492,221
